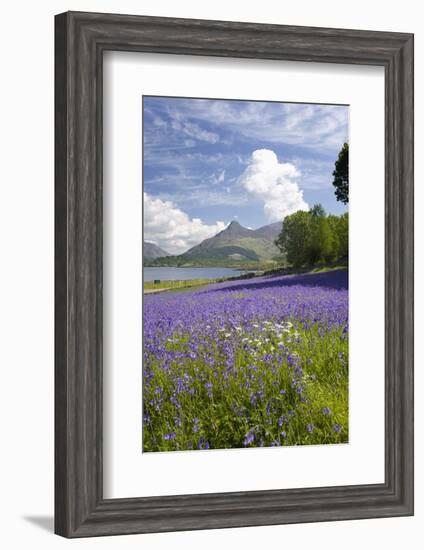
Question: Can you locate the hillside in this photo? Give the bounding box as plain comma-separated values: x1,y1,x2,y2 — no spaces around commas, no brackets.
145,220,283,267
251,221,282,241
143,241,170,260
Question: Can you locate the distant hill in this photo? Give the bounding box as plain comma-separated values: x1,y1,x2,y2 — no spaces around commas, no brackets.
181,220,281,262
143,241,170,260
251,221,282,241
145,220,283,267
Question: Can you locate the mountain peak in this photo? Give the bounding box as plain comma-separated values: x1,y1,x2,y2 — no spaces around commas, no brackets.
177,219,281,262
143,241,170,259
220,220,253,237
227,220,243,229
252,221,282,240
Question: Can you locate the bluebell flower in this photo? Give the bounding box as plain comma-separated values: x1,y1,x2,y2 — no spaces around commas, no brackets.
243,430,255,446
204,382,213,398
278,415,287,427
193,417,200,433
198,437,210,450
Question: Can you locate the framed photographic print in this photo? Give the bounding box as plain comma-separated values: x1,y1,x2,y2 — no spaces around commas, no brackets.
55,11,414,537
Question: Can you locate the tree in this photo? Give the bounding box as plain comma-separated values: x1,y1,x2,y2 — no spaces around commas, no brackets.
276,205,348,268
335,212,349,259
309,204,326,218
275,210,310,268
327,215,341,261
306,204,332,264
332,142,349,204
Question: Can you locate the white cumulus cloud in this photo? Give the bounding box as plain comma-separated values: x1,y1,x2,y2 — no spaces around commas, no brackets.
144,193,226,255
239,149,309,222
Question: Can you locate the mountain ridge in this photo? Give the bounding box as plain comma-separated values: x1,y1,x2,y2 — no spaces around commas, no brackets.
145,220,283,267
143,241,170,259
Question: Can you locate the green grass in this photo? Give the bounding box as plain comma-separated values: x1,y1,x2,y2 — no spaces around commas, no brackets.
262,262,348,278
143,320,348,451
311,265,347,274
144,278,221,291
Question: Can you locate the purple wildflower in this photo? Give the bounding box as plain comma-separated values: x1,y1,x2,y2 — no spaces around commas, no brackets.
243,430,255,446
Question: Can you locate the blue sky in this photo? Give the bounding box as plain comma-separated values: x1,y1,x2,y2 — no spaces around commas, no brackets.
143,96,348,255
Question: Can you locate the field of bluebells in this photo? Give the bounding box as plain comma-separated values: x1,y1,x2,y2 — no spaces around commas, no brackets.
143,269,348,452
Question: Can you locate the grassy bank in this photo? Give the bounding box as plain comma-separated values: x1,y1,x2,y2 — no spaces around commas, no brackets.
144,278,222,292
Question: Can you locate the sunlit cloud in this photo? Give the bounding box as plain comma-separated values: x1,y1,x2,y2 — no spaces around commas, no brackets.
144,192,226,254
239,149,309,222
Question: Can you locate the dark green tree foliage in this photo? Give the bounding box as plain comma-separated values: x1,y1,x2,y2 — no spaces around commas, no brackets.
335,212,349,258
332,142,349,204
326,215,340,261
275,211,310,268
307,205,333,264
276,205,348,268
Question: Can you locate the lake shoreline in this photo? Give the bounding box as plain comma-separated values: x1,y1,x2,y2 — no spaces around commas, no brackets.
144,266,251,283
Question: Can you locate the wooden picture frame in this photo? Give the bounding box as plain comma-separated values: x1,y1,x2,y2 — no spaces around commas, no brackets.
55,11,414,538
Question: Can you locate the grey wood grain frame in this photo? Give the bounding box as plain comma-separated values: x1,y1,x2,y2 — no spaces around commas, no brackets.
55,11,414,538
